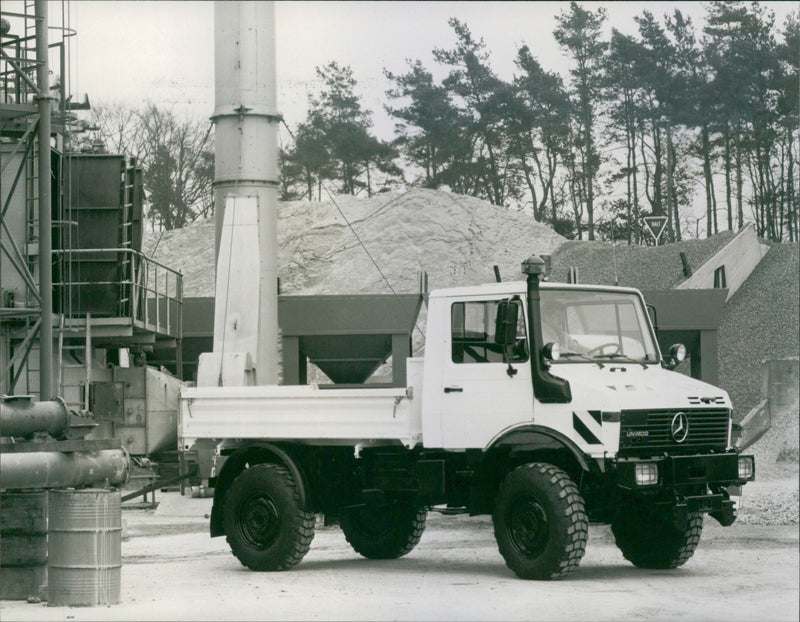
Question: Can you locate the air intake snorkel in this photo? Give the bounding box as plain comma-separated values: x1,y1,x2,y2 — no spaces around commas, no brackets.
522,255,572,403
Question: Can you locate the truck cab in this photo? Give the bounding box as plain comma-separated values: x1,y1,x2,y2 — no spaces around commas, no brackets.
425,278,732,461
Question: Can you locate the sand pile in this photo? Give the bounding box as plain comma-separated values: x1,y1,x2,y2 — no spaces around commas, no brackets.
145,188,566,298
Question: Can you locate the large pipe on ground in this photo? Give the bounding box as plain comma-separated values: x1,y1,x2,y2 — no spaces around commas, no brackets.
1,397,69,438
0,449,129,490
212,1,280,386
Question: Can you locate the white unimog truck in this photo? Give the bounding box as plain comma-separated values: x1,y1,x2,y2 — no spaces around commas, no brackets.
179,255,756,580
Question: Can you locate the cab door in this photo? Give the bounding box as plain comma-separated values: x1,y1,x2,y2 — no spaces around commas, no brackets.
439,297,534,449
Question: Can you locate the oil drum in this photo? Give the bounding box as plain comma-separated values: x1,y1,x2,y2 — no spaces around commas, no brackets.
0,490,48,600
47,488,121,606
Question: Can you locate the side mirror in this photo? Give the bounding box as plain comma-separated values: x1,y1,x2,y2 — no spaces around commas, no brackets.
495,300,519,346
664,343,686,370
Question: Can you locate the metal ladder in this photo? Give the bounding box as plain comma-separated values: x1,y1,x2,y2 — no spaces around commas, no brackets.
118,162,135,318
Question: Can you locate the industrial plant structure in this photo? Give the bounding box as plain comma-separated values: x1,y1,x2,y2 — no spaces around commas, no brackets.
1,2,183,456
1,2,185,601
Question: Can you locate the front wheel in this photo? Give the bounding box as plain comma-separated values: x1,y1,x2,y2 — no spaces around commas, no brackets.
340,503,426,559
223,463,315,571
493,463,588,580
612,503,703,569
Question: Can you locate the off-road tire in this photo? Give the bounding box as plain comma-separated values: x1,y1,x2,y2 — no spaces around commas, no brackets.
223,463,315,571
612,504,703,569
493,463,588,580
340,503,426,559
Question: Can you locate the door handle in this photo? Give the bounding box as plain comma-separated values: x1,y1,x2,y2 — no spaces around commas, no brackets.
444,386,463,393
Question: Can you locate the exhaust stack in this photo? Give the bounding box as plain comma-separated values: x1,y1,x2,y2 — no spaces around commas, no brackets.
200,1,280,386
522,255,571,404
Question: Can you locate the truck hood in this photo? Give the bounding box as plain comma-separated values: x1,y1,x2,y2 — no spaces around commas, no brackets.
550,363,732,412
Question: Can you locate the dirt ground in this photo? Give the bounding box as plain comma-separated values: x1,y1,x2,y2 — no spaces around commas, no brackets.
2,480,798,622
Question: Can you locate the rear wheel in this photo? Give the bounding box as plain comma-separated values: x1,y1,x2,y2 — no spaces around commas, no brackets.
612,503,703,569
493,463,587,580
223,463,315,571
341,503,426,559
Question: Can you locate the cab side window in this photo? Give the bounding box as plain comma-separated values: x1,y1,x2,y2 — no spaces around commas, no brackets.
451,300,528,364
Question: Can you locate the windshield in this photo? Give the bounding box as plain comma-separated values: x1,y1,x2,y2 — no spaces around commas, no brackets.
540,289,659,363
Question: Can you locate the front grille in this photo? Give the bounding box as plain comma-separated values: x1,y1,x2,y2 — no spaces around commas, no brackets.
619,408,730,456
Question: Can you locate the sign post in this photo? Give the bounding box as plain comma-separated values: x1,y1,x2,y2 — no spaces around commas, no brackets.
643,215,668,246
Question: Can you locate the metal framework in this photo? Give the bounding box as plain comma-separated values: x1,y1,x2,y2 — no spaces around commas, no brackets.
1,2,183,401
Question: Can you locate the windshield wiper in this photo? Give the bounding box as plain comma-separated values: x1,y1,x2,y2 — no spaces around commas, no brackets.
560,352,605,369
594,353,649,369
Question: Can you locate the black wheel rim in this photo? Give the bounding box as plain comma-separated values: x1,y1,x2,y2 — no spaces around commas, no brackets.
237,494,281,549
353,506,394,538
507,494,549,558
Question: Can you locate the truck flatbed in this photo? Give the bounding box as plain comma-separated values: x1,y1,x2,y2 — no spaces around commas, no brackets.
180,383,421,449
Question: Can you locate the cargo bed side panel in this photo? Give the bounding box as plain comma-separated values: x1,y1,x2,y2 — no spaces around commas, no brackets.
180,385,420,447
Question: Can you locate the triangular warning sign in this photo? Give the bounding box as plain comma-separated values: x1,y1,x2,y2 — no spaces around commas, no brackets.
643,215,668,244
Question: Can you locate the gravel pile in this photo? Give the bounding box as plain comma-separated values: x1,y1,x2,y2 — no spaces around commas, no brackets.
736,460,799,525
548,232,735,289
736,488,799,525
736,399,799,525
718,244,799,419
750,405,800,474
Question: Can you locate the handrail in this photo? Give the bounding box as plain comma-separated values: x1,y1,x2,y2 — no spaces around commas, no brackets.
52,247,179,275
52,247,183,339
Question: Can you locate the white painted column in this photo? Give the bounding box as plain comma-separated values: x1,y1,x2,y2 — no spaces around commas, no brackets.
212,1,280,385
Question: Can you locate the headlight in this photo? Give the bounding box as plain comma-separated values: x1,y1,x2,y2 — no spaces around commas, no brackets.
669,343,686,363
738,456,755,481
635,462,659,486
543,342,560,361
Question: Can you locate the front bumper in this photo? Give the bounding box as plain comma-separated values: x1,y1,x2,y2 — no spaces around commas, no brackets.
614,451,753,490
611,452,754,525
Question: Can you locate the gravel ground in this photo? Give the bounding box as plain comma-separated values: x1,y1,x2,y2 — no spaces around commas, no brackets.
2,507,797,622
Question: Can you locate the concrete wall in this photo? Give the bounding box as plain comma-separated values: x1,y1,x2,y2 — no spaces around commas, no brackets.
677,224,770,300
763,357,800,419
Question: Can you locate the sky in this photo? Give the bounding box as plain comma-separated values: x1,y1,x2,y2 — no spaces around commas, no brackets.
15,0,794,143
3,0,795,234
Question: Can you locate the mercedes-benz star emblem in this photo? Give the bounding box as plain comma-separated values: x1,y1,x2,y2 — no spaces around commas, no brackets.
670,412,689,443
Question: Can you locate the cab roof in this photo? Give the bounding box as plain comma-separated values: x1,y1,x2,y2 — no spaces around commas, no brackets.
428,280,645,299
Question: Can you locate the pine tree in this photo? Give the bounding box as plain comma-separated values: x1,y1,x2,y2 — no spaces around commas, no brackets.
554,2,608,240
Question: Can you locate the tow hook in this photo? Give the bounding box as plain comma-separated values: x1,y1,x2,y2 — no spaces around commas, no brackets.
709,487,737,526
710,500,737,526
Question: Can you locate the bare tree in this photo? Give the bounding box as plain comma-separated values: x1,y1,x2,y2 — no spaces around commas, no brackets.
84,102,214,230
